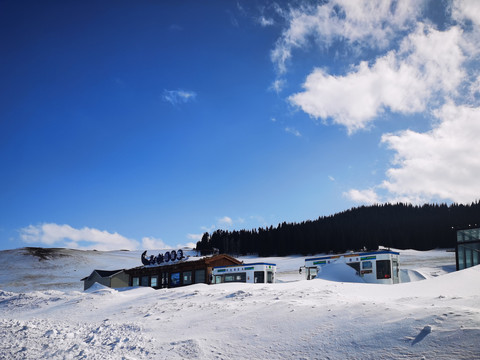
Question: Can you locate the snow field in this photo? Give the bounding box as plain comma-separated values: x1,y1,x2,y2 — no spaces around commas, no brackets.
0,248,478,359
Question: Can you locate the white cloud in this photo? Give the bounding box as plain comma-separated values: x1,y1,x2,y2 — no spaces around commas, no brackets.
269,78,285,93
266,1,480,207
162,89,197,105
187,233,202,241
258,16,274,27
344,189,380,205
379,102,480,204
271,0,423,74
452,0,480,28
345,102,480,205
218,216,233,226
141,236,171,250
285,127,301,137
201,225,215,233
19,223,139,251
289,25,466,133
176,242,196,249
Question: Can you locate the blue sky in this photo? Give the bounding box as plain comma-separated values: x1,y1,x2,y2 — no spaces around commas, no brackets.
1,0,480,251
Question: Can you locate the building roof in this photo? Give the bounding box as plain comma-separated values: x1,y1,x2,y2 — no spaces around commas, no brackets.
81,269,124,281
125,254,243,276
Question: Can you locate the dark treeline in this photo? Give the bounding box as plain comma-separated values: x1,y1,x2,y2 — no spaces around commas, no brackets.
196,202,480,256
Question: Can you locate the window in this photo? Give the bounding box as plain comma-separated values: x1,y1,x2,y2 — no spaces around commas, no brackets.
195,269,205,284
132,277,139,286
141,276,149,287
376,260,391,279
183,271,192,285
307,267,317,280
254,271,264,283
170,272,181,286
362,261,372,269
222,273,246,283
151,276,158,287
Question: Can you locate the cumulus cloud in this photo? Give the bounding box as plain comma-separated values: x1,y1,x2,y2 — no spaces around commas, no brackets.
162,89,197,105
267,0,480,205
218,216,233,226
345,102,480,204
452,0,480,28
271,0,422,74
344,189,380,205
289,25,466,133
141,236,171,250
380,102,480,203
19,223,139,251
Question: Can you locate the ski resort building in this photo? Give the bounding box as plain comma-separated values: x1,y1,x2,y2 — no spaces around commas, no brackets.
81,269,129,291
456,225,480,270
212,263,277,284
125,253,242,289
303,250,400,284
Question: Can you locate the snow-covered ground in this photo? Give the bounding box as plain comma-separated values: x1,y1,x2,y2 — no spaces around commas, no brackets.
1,247,479,359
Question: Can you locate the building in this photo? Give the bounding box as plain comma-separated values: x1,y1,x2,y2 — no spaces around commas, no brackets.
212,263,277,284
124,254,242,289
81,269,129,291
303,250,400,284
456,225,480,270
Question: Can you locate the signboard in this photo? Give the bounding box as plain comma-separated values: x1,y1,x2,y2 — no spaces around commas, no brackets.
141,249,186,266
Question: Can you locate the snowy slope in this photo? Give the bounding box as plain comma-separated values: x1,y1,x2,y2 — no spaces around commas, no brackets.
0,248,479,359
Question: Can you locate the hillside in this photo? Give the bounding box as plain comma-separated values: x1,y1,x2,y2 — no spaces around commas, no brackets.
196,203,480,256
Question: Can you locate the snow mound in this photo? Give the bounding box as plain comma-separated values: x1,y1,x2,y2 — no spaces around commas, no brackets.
314,263,366,283
84,282,117,294
400,269,427,282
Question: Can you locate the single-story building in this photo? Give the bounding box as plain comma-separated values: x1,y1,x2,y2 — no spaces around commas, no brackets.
125,254,242,289
81,269,129,291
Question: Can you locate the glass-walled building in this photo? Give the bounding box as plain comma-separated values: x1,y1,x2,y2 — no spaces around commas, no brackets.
456,226,480,270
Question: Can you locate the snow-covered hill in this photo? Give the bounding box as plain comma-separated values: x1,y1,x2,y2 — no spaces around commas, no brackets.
0,247,479,359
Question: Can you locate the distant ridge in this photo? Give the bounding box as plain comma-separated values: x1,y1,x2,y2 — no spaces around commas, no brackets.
196,202,480,256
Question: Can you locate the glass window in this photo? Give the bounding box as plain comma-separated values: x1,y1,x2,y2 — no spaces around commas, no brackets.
170,272,181,286
458,245,466,270
183,271,192,285
195,269,205,284
151,276,158,287
132,277,139,286
362,261,372,269
254,271,265,283
141,276,149,287
465,248,472,268
215,275,222,284
473,243,480,267
376,260,391,279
